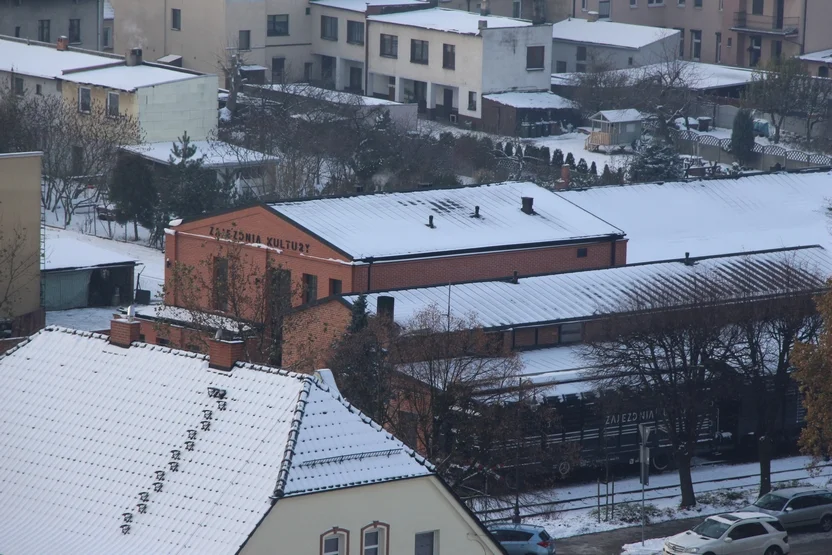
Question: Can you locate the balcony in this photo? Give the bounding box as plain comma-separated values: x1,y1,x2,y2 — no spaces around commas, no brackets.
732,11,799,36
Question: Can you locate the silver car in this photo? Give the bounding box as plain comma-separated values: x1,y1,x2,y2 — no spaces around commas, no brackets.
488,523,555,555
743,486,832,532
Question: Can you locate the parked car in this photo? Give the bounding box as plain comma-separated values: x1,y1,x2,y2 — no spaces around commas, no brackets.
742,486,832,531
663,512,789,555
487,523,555,555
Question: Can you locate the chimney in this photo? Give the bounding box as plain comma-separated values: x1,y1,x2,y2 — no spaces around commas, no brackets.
127,47,143,67
521,196,534,215
56,36,69,51
473,205,481,218
377,295,395,321
511,270,519,284
684,252,694,266
587,10,599,22
480,0,490,16
556,164,571,190
110,310,141,348
427,215,435,228
478,19,488,29
208,330,245,371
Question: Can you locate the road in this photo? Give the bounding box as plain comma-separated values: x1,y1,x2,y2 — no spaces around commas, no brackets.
556,516,832,555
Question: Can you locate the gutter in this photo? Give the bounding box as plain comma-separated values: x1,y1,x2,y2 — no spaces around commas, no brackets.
801,0,808,55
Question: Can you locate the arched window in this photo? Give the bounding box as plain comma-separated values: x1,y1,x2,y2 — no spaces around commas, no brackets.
819,66,829,78
321,527,349,555
361,522,390,555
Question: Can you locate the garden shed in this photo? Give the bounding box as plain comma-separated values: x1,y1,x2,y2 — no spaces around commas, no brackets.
586,109,643,151
481,91,580,137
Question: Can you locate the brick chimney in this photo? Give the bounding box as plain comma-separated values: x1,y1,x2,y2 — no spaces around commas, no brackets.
556,164,571,190
56,36,69,51
521,196,534,215
110,317,141,348
209,333,245,371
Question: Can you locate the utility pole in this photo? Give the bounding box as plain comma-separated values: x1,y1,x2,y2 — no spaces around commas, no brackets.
639,423,653,547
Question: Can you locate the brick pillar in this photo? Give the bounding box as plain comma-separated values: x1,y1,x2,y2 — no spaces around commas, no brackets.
209,339,245,371
110,318,141,348
556,164,571,190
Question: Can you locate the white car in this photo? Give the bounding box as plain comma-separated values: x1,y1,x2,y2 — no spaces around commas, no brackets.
663,512,790,555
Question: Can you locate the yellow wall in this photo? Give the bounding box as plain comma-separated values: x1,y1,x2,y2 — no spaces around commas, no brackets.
241,475,502,555
61,81,139,121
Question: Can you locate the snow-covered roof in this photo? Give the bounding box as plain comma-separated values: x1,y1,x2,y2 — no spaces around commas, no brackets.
44,230,138,272
123,140,277,168
0,327,432,555
368,8,532,35
311,0,428,13
551,61,758,91
551,18,679,50
517,346,596,398
592,109,642,122
483,91,577,110
60,64,202,92
131,304,253,333
268,182,624,260
0,37,122,80
262,83,403,105
103,0,115,19
559,171,832,263
800,48,832,64
345,246,831,328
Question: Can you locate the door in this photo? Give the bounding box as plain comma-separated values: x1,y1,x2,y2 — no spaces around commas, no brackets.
414,531,435,555
349,66,362,92
726,522,768,555
784,495,819,527
774,0,784,30
443,88,453,119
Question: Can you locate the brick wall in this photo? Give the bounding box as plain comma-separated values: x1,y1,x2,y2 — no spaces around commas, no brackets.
281,298,352,372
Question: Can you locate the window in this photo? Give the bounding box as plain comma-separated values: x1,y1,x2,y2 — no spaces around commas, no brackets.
238,30,251,50
14,26,21,38
728,522,767,540
820,66,829,78
556,60,567,72
303,273,318,304
526,45,544,69
576,45,587,61
214,257,229,311
560,322,582,344
772,40,782,60
512,0,521,18
361,523,389,555
751,0,764,15
694,0,702,6
467,91,477,111
675,28,684,57
103,26,111,47
719,0,724,9
750,35,761,66
414,531,436,555
36,84,42,95
581,0,587,9
577,247,588,258
690,30,701,61
630,0,637,6
441,44,455,69
628,56,634,65
271,57,285,83
13,77,23,96
346,20,364,45
78,86,91,113
321,15,338,40
788,495,822,510
107,91,119,117
678,0,684,5
267,14,289,36
38,19,50,42
411,39,429,64
715,32,722,63
304,62,313,81
647,0,663,4
768,520,786,532
171,8,181,30
69,18,81,43
329,278,342,296
727,37,732,47
321,529,348,555
380,33,398,57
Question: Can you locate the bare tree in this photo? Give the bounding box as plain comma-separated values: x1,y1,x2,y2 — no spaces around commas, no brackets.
0,221,39,324
745,57,806,144
797,73,832,144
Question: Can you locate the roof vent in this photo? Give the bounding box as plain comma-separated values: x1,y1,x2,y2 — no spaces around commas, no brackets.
478,19,488,29
511,270,519,284
472,205,481,218
427,215,435,228
127,47,143,66
521,196,534,215
684,252,694,266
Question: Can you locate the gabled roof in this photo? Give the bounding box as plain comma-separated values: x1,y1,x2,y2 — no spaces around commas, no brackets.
267,182,624,260
344,246,831,329
368,8,532,35
552,18,679,50
592,109,643,123
0,327,432,555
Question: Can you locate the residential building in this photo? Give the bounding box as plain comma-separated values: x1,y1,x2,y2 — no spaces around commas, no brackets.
0,152,44,344
550,17,680,72
0,322,504,555
102,0,114,51
0,0,105,50
577,0,832,69
443,0,572,24
800,48,832,77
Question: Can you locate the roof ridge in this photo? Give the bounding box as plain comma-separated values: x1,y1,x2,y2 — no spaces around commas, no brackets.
271,378,313,500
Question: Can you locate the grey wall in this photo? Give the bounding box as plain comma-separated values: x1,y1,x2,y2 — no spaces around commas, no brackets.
0,0,104,50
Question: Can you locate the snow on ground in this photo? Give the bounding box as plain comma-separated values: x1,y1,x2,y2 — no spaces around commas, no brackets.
620,538,666,555
46,307,121,332
525,132,631,171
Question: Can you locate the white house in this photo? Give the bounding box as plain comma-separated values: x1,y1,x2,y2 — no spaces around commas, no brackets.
551,17,679,73
0,322,505,555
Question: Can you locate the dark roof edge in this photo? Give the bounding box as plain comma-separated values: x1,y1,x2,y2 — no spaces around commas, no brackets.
271,379,313,500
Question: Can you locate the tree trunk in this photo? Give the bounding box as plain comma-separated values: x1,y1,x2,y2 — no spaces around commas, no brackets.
676,448,696,508
759,434,773,496
133,220,139,241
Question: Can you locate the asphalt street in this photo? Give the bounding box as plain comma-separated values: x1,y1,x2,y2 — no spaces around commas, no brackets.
556,515,832,555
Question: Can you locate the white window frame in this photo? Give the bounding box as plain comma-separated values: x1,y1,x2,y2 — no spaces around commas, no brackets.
171,8,181,31
630,0,637,6
362,522,389,555
321,528,348,555
107,91,119,117
691,29,701,61
78,86,91,113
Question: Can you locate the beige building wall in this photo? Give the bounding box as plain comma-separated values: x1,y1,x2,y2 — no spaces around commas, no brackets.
0,152,42,328
60,81,140,120
241,475,502,555
442,0,571,22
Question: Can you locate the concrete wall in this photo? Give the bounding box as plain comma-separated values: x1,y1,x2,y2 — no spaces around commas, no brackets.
241,476,503,555
2,71,62,98
0,0,104,50
802,0,832,56
136,74,219,142
109,0,169,59
481,25,552,94
551,32,678,73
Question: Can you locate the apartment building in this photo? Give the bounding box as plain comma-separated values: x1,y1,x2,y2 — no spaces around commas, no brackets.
0,0,105,50
579,0,832,69
442,0,572,24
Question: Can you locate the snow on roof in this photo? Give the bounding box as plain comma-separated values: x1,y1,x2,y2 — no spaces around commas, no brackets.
46,307,121,331
368,8,532,35
559,171,832,263
131,304,254,333
593,109,642,122
483,91,577,110
517,346,596,398
345,246,831,328
262,83,402,105
60,64,201,92
44,228,138,271
0,37,121,80
0,327,432,555
551,18,679,50
103,0,115,19
800,48,832,63
268,182,624,260
551,61,758,91
311,0,428,12
123,140,277,168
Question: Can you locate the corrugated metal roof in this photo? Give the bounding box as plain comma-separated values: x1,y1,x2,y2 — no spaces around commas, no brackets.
268,182,624,259
347,246,831,329
0,328,430,555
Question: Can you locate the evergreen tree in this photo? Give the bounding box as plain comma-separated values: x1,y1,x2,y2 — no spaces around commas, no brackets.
504,142,513,157
348,294,369,332
552,149,564,167
565,152,575,168
601,164,615,184
576,158,588,174
730,108,756,167
540,146,551,165
627,138,684,183
108,153,157,240
589,161,598,176
479,136,494,153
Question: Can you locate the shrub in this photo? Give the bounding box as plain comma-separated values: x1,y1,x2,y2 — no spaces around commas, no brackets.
552,149,564,167
565,152,575,168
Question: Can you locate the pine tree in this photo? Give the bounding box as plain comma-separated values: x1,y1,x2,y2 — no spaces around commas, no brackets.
552,149,564,167
589,161,598,176
627,138,684,183
565,152,575,168
108,153,157,241
348,294,369,332
730,108,756,167
504,142,513,157
576,158,588,174
540,146,551,165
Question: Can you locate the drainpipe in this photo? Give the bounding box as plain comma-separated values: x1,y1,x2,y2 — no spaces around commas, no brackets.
366,257,374,291
364,18,369,95
801,0,808,55
609,236,617,266
97,0,102,50
572,0,576,17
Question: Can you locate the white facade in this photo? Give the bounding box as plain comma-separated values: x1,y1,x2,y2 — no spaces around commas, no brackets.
136,74,219,142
